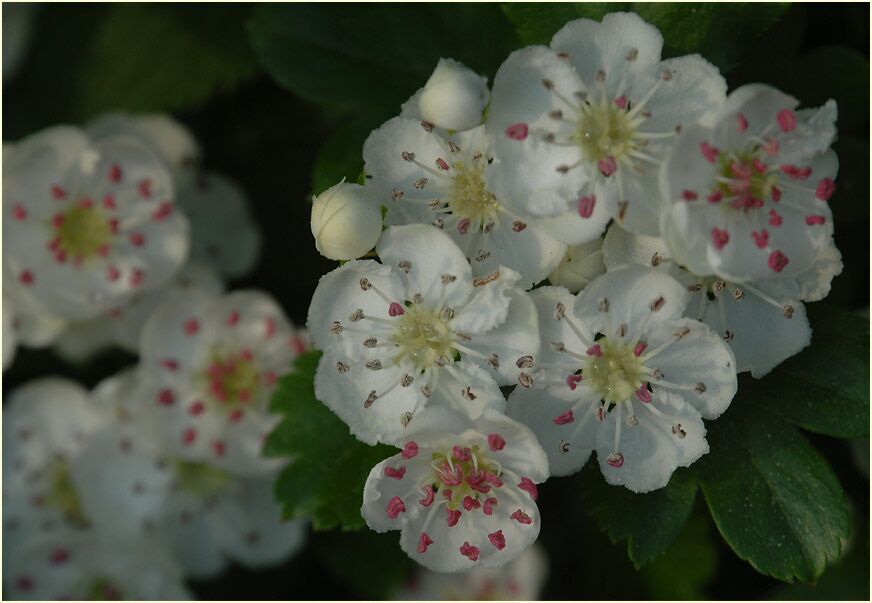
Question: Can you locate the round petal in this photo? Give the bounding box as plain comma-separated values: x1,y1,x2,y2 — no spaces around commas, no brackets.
548,238,606,293
602,223,671,270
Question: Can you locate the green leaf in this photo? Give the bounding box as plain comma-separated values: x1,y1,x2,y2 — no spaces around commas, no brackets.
758,307,870,439
75,5,260,119
697,396,850,582
310,109,392,197
580,463,697,567
247,4,517,111
313,530,413,598
266,350,395,531
501,3,789,70
640,514,718,599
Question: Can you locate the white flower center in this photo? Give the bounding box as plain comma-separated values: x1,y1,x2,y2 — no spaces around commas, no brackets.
714,148,779,212
392,305,455,370
429,444,502,510
51,202,114,261
575,103,636,161
449,161,500,230
584,338,645,404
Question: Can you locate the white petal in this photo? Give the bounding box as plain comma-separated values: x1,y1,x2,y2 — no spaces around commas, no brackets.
139,288,215,370
507,385,596,477
487,46,588,217
315,345,424,445
779,99,838,162
645,317,738,419
534,180,614,245
52,319,116,364
596,392,707,493
306,259,406,352
460,289,540,386
548,238,606,294
550,12,663,97
377,224,473,309
602,223,670,270
417,58,490,132
361,452,436,533
526,286,587,369
703,285,811,378
177,172,261,277
712,83,798,149
450,266,520,334
207,478,307,569
428,360,506,422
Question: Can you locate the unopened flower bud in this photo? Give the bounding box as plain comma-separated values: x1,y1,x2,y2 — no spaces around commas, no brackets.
311,182,382,260
418,58,489,131
549,239,606,293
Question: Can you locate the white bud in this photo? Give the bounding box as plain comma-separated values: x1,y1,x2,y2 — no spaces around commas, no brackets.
548,239,606,293
311,182,382,261
418,58,489,131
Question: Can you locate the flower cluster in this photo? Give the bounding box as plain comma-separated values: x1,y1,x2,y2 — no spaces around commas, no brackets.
2,115,305,598
308,12,842,571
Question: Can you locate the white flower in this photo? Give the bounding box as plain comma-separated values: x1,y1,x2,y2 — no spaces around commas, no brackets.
138,289,303,476
363,119,566,288
308,224,540,445
71,423,307,578
3,379,110,556
401,58,490,132
602,224,841,377
547,238,606,293
486,12,726,239
3,126,190,320
87,112,201,189
397,543,548,600
5,530,191,600
507,265,737,492
177,172,262,278
311,181,383,261
52,319,117,364
660,83,838,282
361,408,548,573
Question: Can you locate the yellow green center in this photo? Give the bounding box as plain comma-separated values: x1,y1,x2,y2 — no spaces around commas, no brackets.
173,460,232,497
430,445,498,509
574,104,635,161
716,151,778,202
45,461,88,525
449,162,500,228
392,305,455,370
584,338,645,404
56,204,112,259
205,352,261,405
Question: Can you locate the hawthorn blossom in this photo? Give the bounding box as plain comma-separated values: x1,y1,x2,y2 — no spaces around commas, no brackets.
5,531,191,600
400,58,490,132
308,224,539,445
602,224,842,377
311,180,383,261
3,379,110,556
87,112,201,189
362,408,548,572
176,171,262,278
363,119,566,288
138,289,306,476
72,423,307,578
397,543,548,600
507,265,737,492
547,238,606,293
660,84,838,281
487,12,726,240
3,126,189,320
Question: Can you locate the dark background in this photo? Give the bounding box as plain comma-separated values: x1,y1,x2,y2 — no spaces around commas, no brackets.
4,3,869,599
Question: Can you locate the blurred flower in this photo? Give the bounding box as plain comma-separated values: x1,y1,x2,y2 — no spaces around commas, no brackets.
311,181,383,261
660,84,838,282
363,120,566,288
308,224,538,445
3,126,189,320
73,382,307,579
138,289,304,476
362,408,548,572
87,112,201,190
602,224,841,377
397,543,548,600
487,12,726,238
401,58,490,132
508,265,737,492
548,238,606,293
5,530,192,600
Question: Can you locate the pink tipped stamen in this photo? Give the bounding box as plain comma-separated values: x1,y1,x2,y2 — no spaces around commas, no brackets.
417,532,433,553
681,190,698,201
462,495,481,511
614,96,628,109
488,530,506,550
736,112,748,132
633,342,647,356
419,485,435,507
711,227,730,250
771,186,782,202
436,158,450,171
511,509,533,525
700,141,719,163
706,190,723,203
388,302,405,317
386,496,406,519
768,250,789,272
805,214,826,225
518,477,538,500
460,542,480,561
598,155,617,177
777,108,797,132
402,441,419,459
566,373,583,390
553,410,574,425
505,123,529,141
751,229,769,248
385,466,406,480
483,497,498,515
487,433,505,451
577,194,596,218
635,386,652,403
446,508,462,527
586,344,602,357
816,178,836,201
457,218,471,234
768,209,783,227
